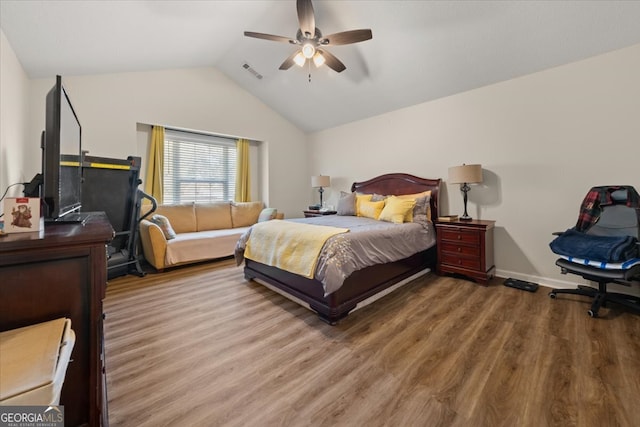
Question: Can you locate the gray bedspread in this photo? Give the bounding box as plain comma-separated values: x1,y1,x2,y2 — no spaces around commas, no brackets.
235,215,436,296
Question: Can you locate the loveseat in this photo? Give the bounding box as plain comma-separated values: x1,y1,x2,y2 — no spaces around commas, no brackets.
139,201,280,271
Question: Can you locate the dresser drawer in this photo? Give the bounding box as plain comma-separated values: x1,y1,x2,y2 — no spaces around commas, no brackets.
440,242,481,257
440,253,481,270
439,228,481,245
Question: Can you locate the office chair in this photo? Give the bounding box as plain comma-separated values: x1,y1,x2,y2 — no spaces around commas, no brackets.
549,186,640,317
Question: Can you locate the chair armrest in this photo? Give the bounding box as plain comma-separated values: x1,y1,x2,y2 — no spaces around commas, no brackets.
139,219,168,270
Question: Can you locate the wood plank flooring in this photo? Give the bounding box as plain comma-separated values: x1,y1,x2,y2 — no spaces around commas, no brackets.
104,260,640,427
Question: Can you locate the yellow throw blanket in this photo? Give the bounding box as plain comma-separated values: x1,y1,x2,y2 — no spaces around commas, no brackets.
244,220,349,279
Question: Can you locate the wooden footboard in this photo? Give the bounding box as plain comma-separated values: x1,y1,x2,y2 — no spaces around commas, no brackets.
245,246,437,324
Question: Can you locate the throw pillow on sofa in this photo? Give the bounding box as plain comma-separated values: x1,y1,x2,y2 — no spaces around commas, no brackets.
258,208,278,222
151,214,177,240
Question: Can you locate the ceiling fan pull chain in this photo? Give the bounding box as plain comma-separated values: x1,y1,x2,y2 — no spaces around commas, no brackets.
308,60,312,83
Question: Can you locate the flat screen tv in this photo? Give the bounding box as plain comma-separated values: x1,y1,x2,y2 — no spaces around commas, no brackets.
42,75,83,220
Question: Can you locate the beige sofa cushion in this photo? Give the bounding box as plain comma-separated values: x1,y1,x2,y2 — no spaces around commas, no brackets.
231,201,264,228
0,318,74,405
196,202,232,231
164,227,250,266
155,203,196,233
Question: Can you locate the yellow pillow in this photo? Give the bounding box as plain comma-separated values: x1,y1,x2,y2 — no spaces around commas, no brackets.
396,190,432,222
358,199,385,220
355,194,373,216
378,196,417,224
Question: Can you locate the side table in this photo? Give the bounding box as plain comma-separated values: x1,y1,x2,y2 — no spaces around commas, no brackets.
303,210,337,218
435,219,495,285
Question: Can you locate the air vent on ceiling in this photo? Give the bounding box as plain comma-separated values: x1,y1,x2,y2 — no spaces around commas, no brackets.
242,62,263,80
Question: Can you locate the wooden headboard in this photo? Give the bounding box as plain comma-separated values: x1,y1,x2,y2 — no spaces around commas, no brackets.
351,173,441,218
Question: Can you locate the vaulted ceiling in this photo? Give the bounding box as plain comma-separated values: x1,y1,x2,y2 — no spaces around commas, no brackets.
2,1,640,133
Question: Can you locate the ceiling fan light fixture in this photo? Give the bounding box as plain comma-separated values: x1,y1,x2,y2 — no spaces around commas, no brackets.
244,0,372,74
293,52,306,67
313,51,325,67
301,43,315,59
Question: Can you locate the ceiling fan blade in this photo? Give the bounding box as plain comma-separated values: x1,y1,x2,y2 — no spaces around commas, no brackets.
321,29,373,46
297,0,315,38
279,50,300,70
318,49,346,73
244,31,296,44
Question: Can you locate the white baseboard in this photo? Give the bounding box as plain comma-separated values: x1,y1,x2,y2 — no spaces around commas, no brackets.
496,268,576,289
495,268,640,297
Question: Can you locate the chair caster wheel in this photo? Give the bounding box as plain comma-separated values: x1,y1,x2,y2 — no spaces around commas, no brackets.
548,292,556,299
588,309,598,318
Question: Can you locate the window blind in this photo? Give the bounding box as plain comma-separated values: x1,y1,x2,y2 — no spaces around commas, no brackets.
163,129,236,205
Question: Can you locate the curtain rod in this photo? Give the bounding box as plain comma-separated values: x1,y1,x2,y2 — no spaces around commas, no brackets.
144,122,256,144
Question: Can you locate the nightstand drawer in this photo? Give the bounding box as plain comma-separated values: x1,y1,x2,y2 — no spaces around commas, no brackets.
440,253,481,270
440,242,480,257
439,228,480,245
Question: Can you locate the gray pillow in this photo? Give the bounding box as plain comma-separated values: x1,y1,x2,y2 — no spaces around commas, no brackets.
412,195,431,223
258,208,278,222
336,191,356,216
150,214,177,240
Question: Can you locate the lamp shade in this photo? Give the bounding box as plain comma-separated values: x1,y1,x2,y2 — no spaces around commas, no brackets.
311,175,330,188
448,164,482,184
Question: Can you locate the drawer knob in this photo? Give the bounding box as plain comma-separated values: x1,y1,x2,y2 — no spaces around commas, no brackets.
457,235,461,240
457,247,461,252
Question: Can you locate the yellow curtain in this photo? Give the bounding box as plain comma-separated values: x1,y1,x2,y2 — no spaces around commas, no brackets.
235,138,251,202
144,125,165,204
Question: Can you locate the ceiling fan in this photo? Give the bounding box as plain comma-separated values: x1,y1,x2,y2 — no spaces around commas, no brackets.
244,0,372,74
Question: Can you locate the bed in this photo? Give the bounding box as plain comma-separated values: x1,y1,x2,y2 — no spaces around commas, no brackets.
237,173,441,324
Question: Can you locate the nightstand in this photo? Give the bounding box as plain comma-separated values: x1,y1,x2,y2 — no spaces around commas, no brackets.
303,210,337,218
435,219,495,285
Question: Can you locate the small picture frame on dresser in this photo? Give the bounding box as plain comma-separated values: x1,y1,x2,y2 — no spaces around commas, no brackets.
3,197,43,233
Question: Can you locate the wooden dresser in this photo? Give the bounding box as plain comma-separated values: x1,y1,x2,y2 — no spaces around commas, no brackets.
0,213,113,426
435,219,495,285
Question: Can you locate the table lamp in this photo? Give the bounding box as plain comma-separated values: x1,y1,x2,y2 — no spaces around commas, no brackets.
311,175,330,208
448,164,482,220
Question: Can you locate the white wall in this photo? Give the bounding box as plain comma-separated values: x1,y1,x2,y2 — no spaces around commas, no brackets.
4,32,639,292
309,44,640,290
23,68,308,218
0,29,30,209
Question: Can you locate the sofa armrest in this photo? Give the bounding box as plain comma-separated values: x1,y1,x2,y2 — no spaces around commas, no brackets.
139,219,168,270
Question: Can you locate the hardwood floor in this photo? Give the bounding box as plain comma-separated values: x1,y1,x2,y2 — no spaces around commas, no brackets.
104,260,640,426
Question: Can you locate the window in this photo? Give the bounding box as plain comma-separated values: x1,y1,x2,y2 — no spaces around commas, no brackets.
163,129,236,205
